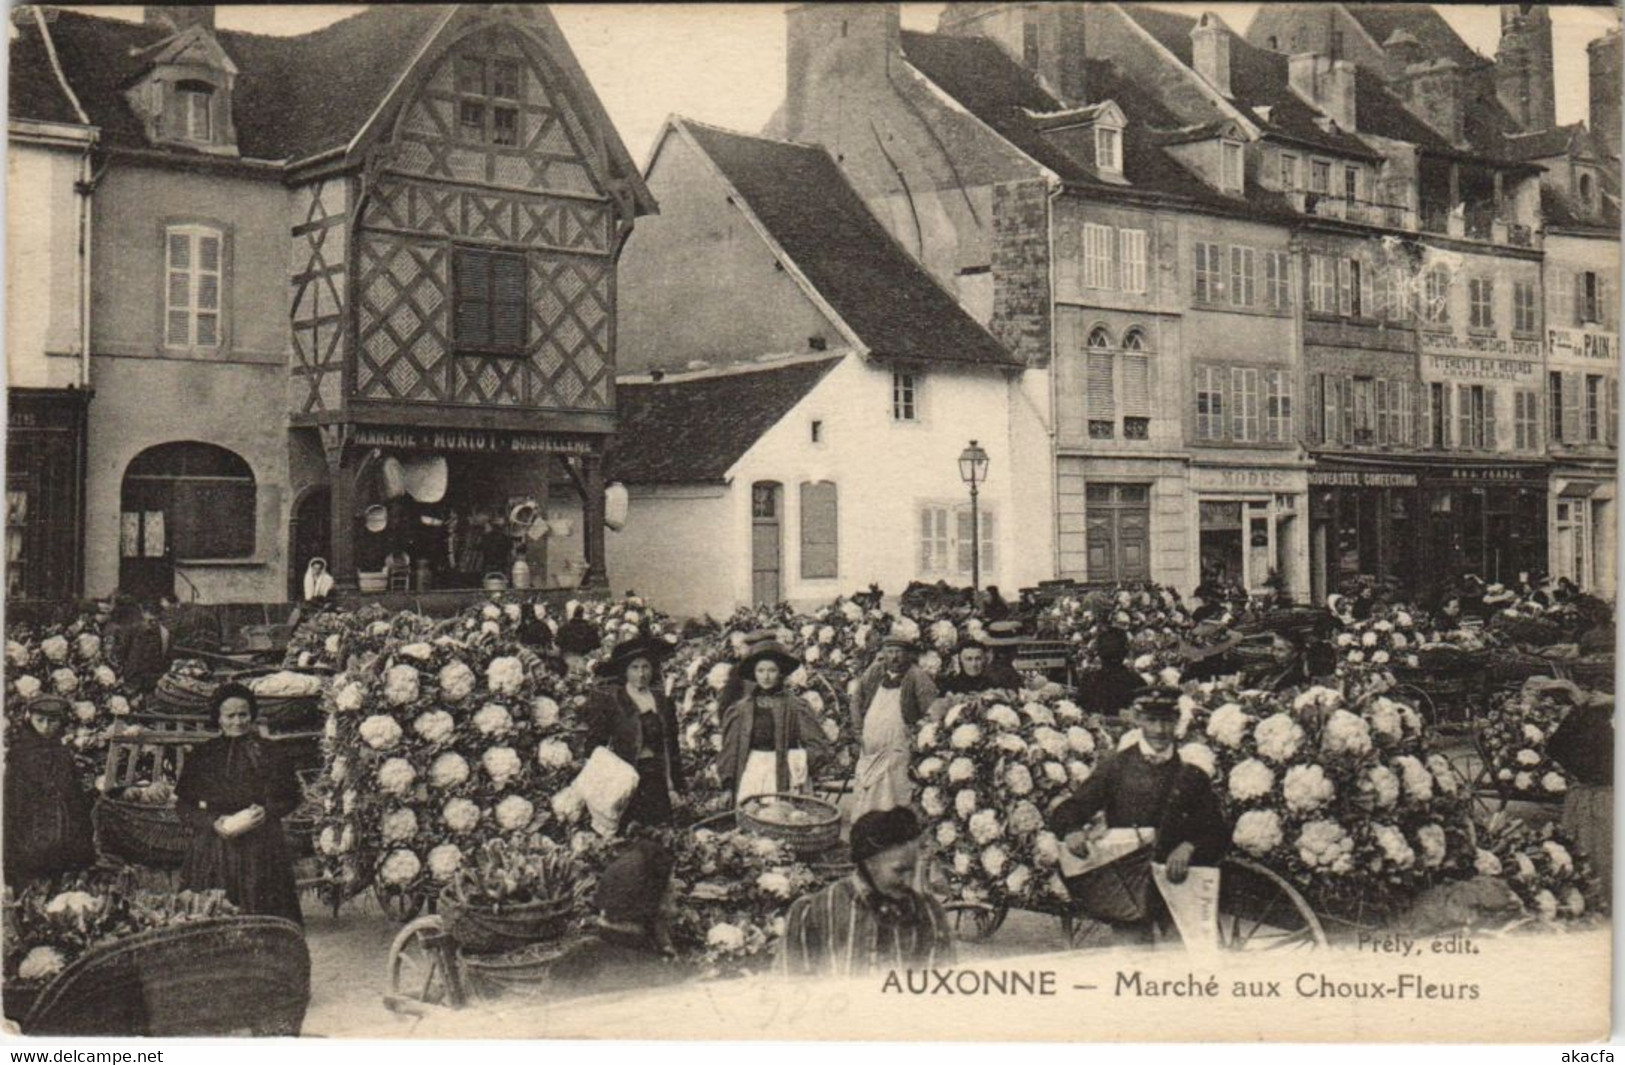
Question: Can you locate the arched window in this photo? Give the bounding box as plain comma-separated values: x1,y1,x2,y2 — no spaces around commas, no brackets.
1120,327,1152,437
122,442,256,560
1087,326,1113,348
1122,328,1148,351
1086,327,1115,437
1579,172,1595,208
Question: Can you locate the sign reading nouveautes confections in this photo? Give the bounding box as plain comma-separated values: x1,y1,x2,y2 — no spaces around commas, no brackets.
352,427,596,455
1308,469,1419,488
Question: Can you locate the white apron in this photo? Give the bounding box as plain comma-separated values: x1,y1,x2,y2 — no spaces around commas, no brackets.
737,748,809,805
850,686,912,820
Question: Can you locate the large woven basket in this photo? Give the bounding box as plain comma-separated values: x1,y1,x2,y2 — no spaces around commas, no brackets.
1489,614,1566,648
92,797,192,868
457,939,577,1000
738,793,840,857
439,891,575,955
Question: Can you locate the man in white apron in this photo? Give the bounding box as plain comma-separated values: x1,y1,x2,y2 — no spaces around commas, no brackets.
849,634,937,820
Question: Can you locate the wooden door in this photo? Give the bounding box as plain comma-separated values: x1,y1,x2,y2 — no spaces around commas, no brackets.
288,487,332,601
751,482,782,606
1084,484,1150,582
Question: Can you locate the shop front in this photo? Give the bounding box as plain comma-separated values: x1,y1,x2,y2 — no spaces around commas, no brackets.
1190,464,1309,601
297,422,608,603
1307,459,1421,602
1549,466,1615,597
1418,462,1549,588
7,389,89,602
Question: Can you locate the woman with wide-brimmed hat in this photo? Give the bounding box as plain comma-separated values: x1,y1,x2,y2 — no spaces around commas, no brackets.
718,636,830,805
584,635,686,830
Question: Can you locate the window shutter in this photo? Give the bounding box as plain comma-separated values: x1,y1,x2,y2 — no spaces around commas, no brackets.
1122,353,1150,418
1337,259,1353,316
1562,371,1582,445
1609,377,1619,447
1120,229,1147,293
1574,271,1588,325
492,253,527,352
1087,350,1115,419
1484,389,1498,451
1457,384,1473,448
956,507,974,574
1358,262,1374,319
1422,384,1433,448
1263,370,1279,442
1338,377,1353,444
1401,382,1415,446
799,481,838,579
456,251,491,350
1601,275,1614,330
980,509,997,574
1374,379,1389,444
1317,373,1333,445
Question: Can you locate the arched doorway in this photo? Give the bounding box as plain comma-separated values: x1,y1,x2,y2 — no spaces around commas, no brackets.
120,442,256,603
288,486,332,602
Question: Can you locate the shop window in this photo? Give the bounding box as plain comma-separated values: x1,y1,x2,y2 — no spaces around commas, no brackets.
918,503,994,578
1265,251,1292,311
799,481,838,580
1229,246,1256,308
453,247,527,355
1585,374,1603,442
1468,277,1494,330
122,442,255,560
1085,484,1150,583
164,225,224,350
1199,501,1244,588
892,372,918,422
1513,281,1538,334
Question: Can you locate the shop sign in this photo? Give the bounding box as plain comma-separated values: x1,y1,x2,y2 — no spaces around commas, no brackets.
1308,469,1419,488
1548,327,1618,362
7,402,79,431
1423,353,1538,381
1436,466,1547,486
1419,331,1541,360
1189,467,1296,492
353,426,596,455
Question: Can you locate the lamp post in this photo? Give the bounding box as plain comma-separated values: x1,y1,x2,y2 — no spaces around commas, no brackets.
958,439,990,595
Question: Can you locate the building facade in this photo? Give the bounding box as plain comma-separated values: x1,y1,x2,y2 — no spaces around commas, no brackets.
10,5,653,606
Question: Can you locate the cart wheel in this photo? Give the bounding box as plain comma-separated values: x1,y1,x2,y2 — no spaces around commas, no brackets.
374,885,426,924
1218,858,1327,951
386,915,463,1010
1059,913,1116,951
944,901,1007,942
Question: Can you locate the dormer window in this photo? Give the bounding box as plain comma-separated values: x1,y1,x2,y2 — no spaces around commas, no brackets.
180,81,213,141
1579,171,1596,210
1220,139,1244,192
1096,125,1122,176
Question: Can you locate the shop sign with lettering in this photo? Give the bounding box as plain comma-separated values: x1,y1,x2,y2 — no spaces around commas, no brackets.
353,426,595,455
1307,469,1419,488
1188,467,1299,492
1548,327,1618,362
1423,353,1538,382
1436,466,1548,486
1419,331,1541,360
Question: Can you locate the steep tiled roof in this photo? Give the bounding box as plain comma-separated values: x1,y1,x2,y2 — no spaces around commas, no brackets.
1541,184,1621,233
15,7,447,160
1339,4,1489,71
897,30,1261,211
1502,124,1588,164
605,359,841,485
8,17,87,127
681,121,1018,368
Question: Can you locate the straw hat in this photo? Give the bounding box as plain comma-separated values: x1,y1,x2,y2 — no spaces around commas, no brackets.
403,454,448,504
363,505,388,533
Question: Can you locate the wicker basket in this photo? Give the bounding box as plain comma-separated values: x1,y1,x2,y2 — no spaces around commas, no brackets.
439,891,575,955
1564,657,1616,693
92,797,192,868
1488,614,1566,648
1484,650,1557,689
154,674,214,715
457,939,576,1000
738,793,841,857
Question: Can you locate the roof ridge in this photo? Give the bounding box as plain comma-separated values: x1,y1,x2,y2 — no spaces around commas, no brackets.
672,116,827,153
618,353,845,386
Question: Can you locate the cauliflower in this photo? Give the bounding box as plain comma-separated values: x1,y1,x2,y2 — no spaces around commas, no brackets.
428,752,470,789
359,714,404,751
495,794,535,831
377,757,417,795
438,660,476,701
1178,743,1216,778
980,844,1008,877
1296,820,1355,873
1205,703,1249,749
954,788,978,820
380,849,422,885
1282,764,1335,813
536,739,573,771
1416,824,1447,868
1254,713,1304,764
486,657,525,696
443,798,481,833
1227,759,1275,803
413,710,456,744
1004,764,1034,797
383,665,420,707
18,946,66,981
950,724,983,749
382,808,419,843
1372,824,1415,869
482,746,522,787
1233,809,1284,857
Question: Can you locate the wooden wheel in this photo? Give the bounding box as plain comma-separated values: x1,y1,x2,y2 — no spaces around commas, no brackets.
385,915,463,1011
944,901,1006,942
1059,913,1117,951
374,885,426,924
1218,858,1327,952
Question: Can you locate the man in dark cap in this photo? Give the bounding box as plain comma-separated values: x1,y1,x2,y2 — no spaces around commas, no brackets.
780,808,954,977
850,635,938,820
550,839,684,997
1049,690,1228,943
4,696,96,886
1075,628,1147,716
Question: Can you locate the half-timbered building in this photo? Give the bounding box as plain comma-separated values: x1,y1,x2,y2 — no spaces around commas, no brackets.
9,4,653,606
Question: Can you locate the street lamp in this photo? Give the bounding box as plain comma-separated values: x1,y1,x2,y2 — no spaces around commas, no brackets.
958,439,990,595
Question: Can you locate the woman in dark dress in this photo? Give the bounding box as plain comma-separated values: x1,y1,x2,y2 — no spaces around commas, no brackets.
175,683,303,925
717,638,831,806
3,696,95,886
584,636,686,830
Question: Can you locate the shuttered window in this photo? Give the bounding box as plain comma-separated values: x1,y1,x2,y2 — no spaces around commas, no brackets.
799,481,838,579
1086,327,1114,437
164,225,223,350
1121,330,1150,419
919,504,994,577
1514,390,1539,451
1228,246,1256,307
1264,369,1292,443
1469,277,1494,330
1308,255,1335,314
1265,251,1292,310
1457,385,1490,449
1119,228,1148,293
1424,268,1451,324
1549,372,1565,444
1195,366,1225,441
1230,367,1259,441
1609,376,1619,446
1513,281,1538,334
1428,382,1449,448
956,507,996,576
1586,374,1604,442
1562,371,1582,445
1084,223,1115,289
454,248,527,355
1194,242,1222,304
919,506,951,573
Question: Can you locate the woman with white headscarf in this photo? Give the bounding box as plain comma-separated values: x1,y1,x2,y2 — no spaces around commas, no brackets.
303,558,335,602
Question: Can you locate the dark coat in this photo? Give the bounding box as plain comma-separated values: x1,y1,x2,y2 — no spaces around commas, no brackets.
174,735,303,924
557,619,602,657
1050,747,1229,865
1547,703,1613,787
583,685,686,828
717,691,830,792
1075,665,1148,716
3,727,94,885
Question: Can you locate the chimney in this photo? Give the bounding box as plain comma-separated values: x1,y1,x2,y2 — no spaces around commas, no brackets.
937,3,1088,106
1495,4,1555,132
143,6,215,34
785,3,900,140
1396,59,1467,147
1589,30,1621,158
1191,12,1233,99
1288,53,1357,131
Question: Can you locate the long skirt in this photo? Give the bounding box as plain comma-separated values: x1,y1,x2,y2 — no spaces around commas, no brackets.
180,820,303,926
736,749,808,805
621,758,674,830
1563,783,1612,901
